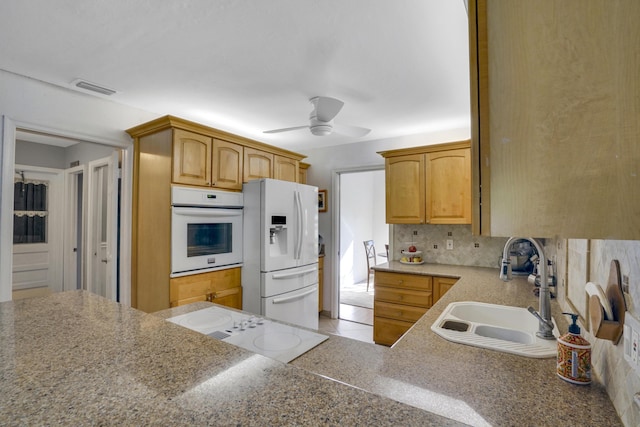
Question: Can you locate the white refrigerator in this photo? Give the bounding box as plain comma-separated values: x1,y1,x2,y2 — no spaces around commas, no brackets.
242,179,319,329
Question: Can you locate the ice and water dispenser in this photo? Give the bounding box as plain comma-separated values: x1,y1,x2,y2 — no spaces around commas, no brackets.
269,215,288,256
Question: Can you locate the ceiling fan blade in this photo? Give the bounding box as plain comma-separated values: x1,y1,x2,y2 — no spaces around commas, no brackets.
314,96,344,122
263,125,309,134
333,123,371,137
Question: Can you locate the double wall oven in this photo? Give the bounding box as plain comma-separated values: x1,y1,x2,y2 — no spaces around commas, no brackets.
171,186,243,276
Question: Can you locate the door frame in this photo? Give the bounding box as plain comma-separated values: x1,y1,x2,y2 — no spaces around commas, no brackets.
63,164,87,292
0,115,133,304
329,164,390,320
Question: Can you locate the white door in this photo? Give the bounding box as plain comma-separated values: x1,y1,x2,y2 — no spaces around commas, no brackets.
12,167,63,294
86,153,118,300
260,179,298,272
63,165,86,291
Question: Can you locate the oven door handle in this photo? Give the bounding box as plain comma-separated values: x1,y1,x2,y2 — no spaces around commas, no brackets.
172,207,242,217
271,287,317,305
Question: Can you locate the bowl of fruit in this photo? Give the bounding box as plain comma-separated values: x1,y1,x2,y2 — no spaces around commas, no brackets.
400,244,423,264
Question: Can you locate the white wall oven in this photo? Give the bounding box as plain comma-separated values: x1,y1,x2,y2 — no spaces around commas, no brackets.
171,186,243,276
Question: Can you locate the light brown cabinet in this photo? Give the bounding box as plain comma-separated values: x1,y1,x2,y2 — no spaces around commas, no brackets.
170,268,242,309
379,141,471,225
243,147,273,182
373,271,456,346
373,271,432,346
274,155,299,183
243,147,299,183
299,162,310,184
433,276,457,304
127,115,306,312
172,129,243,190
469,0,640,239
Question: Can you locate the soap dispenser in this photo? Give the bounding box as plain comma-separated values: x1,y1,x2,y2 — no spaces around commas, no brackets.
557,312,591,385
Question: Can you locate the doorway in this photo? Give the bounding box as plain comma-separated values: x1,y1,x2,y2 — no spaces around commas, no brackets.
337,168,388,326
4,124,127,302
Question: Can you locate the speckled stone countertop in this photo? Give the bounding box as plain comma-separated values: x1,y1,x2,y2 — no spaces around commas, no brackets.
0,290,458,426
291,262,622,426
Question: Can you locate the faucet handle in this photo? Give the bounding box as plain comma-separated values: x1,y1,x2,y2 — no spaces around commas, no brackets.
500,258,512,281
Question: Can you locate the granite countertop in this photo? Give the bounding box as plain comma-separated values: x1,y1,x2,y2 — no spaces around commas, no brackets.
0,262,622,426
0,290,457,426
291,262,622,426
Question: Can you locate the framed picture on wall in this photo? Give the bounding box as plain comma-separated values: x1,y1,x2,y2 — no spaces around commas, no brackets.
318,189,327,212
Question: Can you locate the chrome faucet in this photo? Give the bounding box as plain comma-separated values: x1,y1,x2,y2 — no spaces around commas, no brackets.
500,237,555,340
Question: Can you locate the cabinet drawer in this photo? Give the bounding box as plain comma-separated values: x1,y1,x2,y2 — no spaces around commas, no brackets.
170,268,241,305
374,316,413,346
374,271,432,291
374,300,428,322
375,285,432,308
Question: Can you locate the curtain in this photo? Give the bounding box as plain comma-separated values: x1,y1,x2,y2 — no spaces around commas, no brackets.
13,180,48,244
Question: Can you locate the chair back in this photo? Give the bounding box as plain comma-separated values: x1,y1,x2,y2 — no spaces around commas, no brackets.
363,240,377,270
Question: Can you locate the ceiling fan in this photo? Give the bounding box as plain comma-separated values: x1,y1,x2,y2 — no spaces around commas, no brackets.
264,96,371,137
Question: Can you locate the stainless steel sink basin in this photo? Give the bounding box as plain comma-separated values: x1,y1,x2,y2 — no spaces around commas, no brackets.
431,301,558,358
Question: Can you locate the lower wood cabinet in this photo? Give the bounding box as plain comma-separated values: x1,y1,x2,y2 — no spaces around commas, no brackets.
373,271,457,346
169,267,242,309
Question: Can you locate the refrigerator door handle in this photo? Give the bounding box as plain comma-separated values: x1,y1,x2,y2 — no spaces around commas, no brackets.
294,190,303,260
271,267,317,279
271,287,317,304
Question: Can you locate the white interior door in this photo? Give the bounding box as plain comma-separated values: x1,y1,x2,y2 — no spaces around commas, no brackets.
86,153,118,300
12,167,63,293
63,165,86,291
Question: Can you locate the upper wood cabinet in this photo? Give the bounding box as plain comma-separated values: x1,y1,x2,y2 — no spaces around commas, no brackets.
212,139,243,190
299,162,310,184
380,141,471,225
469,0,640,239
172,130,244,190
244,147,273,182
243,148,299,183
173,129,212,186
274,155,299,183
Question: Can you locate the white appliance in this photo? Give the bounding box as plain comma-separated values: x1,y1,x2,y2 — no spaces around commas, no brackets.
171,186,243,276
167,305,328,363
242,179,319,330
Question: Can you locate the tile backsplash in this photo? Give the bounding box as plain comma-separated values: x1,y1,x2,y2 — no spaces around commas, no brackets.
393,224,508,268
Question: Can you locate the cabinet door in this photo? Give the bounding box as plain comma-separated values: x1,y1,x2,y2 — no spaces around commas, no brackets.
212,139,243,190
373,316,413,346
299,162,310,184
169,267,242,309
470,0,640,239
425,148,471,224
172,129,212,186
274,155,299,183
243,147,274,182
433,276,458,304
385,154,425,224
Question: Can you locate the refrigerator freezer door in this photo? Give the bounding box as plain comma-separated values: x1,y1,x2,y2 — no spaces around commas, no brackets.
262,263,318,297
262,284,319,330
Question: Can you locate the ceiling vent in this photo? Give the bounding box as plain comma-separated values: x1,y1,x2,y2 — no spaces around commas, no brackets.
71,79,117,96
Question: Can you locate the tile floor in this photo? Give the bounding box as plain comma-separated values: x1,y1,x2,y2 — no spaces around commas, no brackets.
318,306,374,344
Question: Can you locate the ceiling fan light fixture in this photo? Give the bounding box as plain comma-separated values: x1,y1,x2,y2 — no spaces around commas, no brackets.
310,124,333,136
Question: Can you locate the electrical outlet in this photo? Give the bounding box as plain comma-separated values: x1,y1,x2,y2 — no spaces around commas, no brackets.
413,230,418,236
446,239,454,250
624,312,640,378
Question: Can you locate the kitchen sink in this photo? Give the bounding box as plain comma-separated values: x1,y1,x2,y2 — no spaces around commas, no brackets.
431,301,558,358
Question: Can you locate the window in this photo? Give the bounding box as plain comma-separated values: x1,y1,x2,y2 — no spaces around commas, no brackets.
13,177,48,244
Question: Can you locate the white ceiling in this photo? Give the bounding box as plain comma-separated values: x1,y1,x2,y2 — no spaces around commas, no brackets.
1,0,471,152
